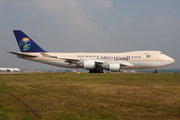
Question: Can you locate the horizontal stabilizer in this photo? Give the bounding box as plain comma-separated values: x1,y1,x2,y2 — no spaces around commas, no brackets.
8,52,38,57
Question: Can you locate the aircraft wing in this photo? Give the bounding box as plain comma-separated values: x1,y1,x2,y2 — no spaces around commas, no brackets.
40,52,80,61
40,52,104,64
40,52,134,67
55,57,81,61
8,52,38,57
40,52,135,66
6,69,11,72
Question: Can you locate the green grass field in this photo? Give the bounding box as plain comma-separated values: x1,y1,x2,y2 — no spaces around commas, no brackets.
0,73,180,120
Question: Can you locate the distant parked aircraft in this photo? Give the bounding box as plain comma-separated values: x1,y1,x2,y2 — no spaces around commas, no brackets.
0,68,20,72
9,30,175,73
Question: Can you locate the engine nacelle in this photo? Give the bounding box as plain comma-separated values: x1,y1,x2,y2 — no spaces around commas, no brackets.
108,64,120,72
83,61,96,69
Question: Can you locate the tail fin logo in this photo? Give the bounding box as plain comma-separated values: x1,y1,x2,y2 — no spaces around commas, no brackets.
19,37,32,51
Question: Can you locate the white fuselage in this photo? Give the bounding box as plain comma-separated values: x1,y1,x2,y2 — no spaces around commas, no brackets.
17,51,174,70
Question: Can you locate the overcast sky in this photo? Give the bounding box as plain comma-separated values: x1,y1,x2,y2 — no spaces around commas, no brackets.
0,0,179,69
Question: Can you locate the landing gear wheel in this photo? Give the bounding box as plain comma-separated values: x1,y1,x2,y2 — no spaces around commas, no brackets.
89,69,103,73
154,68,158,73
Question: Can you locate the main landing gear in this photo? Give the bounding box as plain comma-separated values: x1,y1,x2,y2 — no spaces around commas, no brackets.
154,68,158,73
89,69,104,73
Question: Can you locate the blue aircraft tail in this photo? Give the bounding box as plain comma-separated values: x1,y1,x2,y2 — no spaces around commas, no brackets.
13,30,46,52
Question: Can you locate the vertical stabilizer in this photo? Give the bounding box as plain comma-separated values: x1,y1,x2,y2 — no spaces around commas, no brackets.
13,30,46,52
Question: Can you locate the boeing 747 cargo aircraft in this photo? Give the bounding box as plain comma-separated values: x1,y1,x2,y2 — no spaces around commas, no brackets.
9,30,175,73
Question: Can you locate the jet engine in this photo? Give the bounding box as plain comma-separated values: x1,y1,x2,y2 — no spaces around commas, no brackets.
107,64,120,72
83,61,96,69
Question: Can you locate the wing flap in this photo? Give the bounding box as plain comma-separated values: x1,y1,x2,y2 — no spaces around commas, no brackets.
94,60,104,64
120,62,134,67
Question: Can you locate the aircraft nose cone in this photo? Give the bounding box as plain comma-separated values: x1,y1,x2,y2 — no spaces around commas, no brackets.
166,56,175,63
171,58,175,63
162,55,175,63
166,56,175,65
160,54,175,66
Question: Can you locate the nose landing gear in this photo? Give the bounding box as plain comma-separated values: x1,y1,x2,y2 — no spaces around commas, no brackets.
154,68,158,73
